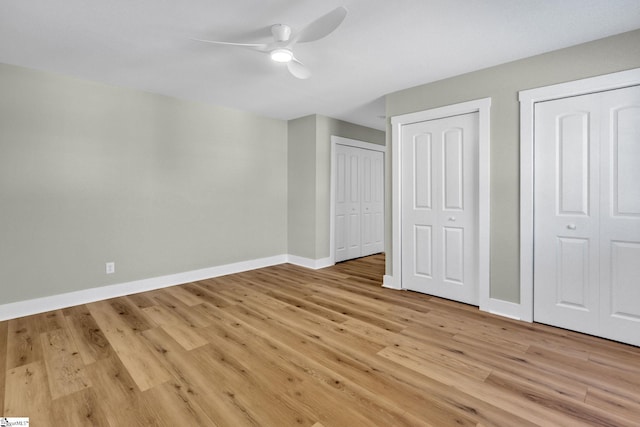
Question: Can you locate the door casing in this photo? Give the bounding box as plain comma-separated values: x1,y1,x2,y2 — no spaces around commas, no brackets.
520,67,640,322
389,98,492,313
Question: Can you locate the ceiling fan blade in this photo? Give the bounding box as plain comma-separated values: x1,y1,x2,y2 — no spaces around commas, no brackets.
287,58,311,79
296,6,347,43
191,38,269,49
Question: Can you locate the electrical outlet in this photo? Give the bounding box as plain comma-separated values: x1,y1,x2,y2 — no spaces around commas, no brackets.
106,262,115,274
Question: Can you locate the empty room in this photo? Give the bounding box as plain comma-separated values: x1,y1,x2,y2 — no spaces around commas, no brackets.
1,1,640,426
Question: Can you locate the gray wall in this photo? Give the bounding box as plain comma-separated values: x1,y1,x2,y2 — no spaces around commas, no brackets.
287,115,317,259
288,114,385,260
386,29,640,302
0,63,288,304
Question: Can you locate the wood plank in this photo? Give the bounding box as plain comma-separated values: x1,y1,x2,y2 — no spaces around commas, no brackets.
181,282,235,308
163,284,207,307
125,292,157,309
63,305,114,365
6,315,43,369
4,361,52,425
34,309,66,333
585,386,640,425
247,280,352,323
85,355,160,425
151,290,212,328
141,304,208,350
40,327,91,399
109,297,156,332
50,388,110,426
141,380,219,426
88,300,171,391
307,294,408,332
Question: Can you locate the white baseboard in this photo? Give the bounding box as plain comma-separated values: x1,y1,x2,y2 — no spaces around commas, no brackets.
0,254,288,321
286,255,334,270
382,274,402,290
480,297,527,321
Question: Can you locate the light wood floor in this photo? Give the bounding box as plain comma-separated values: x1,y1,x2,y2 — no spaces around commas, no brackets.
1,254,639,426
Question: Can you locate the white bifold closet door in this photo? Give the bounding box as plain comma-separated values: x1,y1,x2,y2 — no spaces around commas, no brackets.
400,112,479,305
534,85,640,346
335,144,384,262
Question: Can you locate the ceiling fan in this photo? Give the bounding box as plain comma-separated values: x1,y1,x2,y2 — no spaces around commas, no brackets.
192,6,347,79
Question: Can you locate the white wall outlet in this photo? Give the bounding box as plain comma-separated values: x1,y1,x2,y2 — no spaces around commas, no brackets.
105,262,115,274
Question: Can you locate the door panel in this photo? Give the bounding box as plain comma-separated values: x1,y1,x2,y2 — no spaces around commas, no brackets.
609,241,640,320
612,106,640,216
414,225,433,277
443,129,464,210
443,226,464,284
414,134,432,209
556,237,590,309
402,112,478,305
558,113,590,215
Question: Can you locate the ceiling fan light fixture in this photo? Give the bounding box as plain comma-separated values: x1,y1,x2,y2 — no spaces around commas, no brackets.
270,48,293,63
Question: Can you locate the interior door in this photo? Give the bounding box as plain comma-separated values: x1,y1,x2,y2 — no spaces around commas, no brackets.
534,85,640,346
401,112,479,305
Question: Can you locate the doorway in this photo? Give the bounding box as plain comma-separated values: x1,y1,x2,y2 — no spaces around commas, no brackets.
390,98,491,308
330,136,385,263
520,68,640,346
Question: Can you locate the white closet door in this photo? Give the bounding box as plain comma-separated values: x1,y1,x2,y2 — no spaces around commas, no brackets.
361,149,384,257
335,144,384,263
401,112,479,305
534,85,640,346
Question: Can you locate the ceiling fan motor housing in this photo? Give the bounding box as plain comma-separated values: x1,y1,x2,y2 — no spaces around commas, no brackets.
271,24,292,42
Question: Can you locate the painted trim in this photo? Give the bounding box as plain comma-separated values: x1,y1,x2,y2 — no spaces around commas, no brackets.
382,274,401,290
519,67,640,323
329,136,386,265
486,298,524,320
287,255,333,270
390,98,492,311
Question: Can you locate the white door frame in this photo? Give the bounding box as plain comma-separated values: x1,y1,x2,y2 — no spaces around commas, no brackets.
519,67,640,322
388,98,492,313
330,136,386,265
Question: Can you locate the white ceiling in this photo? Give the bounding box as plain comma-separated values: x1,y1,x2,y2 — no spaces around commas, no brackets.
1,1,639,131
